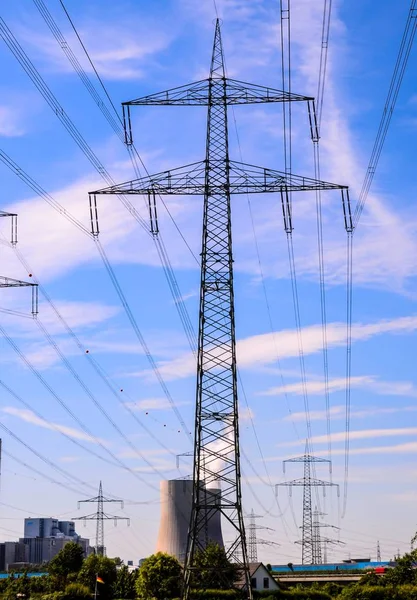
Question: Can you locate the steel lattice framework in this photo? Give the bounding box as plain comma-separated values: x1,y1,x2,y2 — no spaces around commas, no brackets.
276,450,339,564
89,20,351,596
0,211,38,313
73,481,129,556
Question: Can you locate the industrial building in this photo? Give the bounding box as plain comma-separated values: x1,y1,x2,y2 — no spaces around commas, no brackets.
156,479,224,562
0,518,91,571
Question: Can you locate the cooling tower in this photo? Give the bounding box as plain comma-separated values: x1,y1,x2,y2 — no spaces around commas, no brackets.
156,479,224,561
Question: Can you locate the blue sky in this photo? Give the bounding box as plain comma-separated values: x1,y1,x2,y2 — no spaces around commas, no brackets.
0,0,416,564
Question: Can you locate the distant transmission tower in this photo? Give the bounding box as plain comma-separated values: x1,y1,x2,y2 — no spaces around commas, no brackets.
377,540,381,562
248,510,260,562
247,509,279,562
276,447,339,564
89,19,350,596
312,508,323,565
312,508,343,564
0,211,38,314
73,481,129,555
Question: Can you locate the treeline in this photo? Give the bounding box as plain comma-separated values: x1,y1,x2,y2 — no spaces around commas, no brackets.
3,542,417,600
0,543,137,600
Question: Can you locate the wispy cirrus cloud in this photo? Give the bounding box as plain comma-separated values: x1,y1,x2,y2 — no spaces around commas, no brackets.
2,407,105,444
284,404,417,423
281,427,417,448
127,397,190,411
135,315,417,381
18,14,175,81
0,105,25,137
260,375,417,398
322,441,417,457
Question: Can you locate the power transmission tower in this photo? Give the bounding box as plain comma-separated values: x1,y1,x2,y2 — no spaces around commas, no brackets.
248,510,260,562
247,509,276,562
377,540,381,562
312,508,323,565
73,481,129,556
89,19,350,597
0,211,38,314
276,447,339,564
312,508,344,564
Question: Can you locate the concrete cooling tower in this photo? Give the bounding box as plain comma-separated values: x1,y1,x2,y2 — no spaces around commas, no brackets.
156,479,224,562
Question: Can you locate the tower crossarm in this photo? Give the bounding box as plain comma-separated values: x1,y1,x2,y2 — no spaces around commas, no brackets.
284,454,331,465
89,161,350,236
122,78,316,144
0,275,38,315
90,160,346,196
0,275,36,289
0,211,17,245
276,477,339,488
123,78,312,107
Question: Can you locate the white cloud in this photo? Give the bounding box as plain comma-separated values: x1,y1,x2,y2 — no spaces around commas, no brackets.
261,375,417,399
3,407,105,444
309,427,417,446
322,442,417,457
261,376,370,397
19,15,175,81
59,456,80,463
0,105,24,137
239,406,255,421
284,404,417,423
127,398,190,411
136,315,417,381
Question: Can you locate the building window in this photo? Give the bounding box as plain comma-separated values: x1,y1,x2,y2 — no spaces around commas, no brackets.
251,578,257,589
263,577,270,589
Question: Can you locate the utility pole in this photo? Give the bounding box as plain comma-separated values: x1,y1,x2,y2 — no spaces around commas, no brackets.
73,481,129,556
89,20,350,598
377,540,381,562
276,446,339,564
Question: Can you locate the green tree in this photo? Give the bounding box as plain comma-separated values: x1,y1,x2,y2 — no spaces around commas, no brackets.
114,564,137,599
382,551,417,586
78,554,117,600
192,543,239,590
136,552,182,600
49,542,85,579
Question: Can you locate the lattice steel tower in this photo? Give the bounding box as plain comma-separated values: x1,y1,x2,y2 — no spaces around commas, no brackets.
276,448,339,564
0,211,38,313
89,20,351,596
73,481,129,556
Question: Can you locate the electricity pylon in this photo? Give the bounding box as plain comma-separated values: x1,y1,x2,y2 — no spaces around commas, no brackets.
73,481,129,556
89,20,351,597
0,211,38,314
276,447,339,564
247,509,278,562
377,540,381,562
312,508,343,564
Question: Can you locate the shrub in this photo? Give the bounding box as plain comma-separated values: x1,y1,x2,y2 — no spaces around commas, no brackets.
284,591,332,600
41,593,66,600
189,590,242,599
340,585,393,600
64,583,91,600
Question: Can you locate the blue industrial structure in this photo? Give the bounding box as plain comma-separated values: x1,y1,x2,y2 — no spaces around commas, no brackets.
272,561,391,573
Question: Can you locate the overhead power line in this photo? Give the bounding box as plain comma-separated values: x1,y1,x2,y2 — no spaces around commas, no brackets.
312,0,335,471
0,14,192,440
354,0,417,227
38,0,279,501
